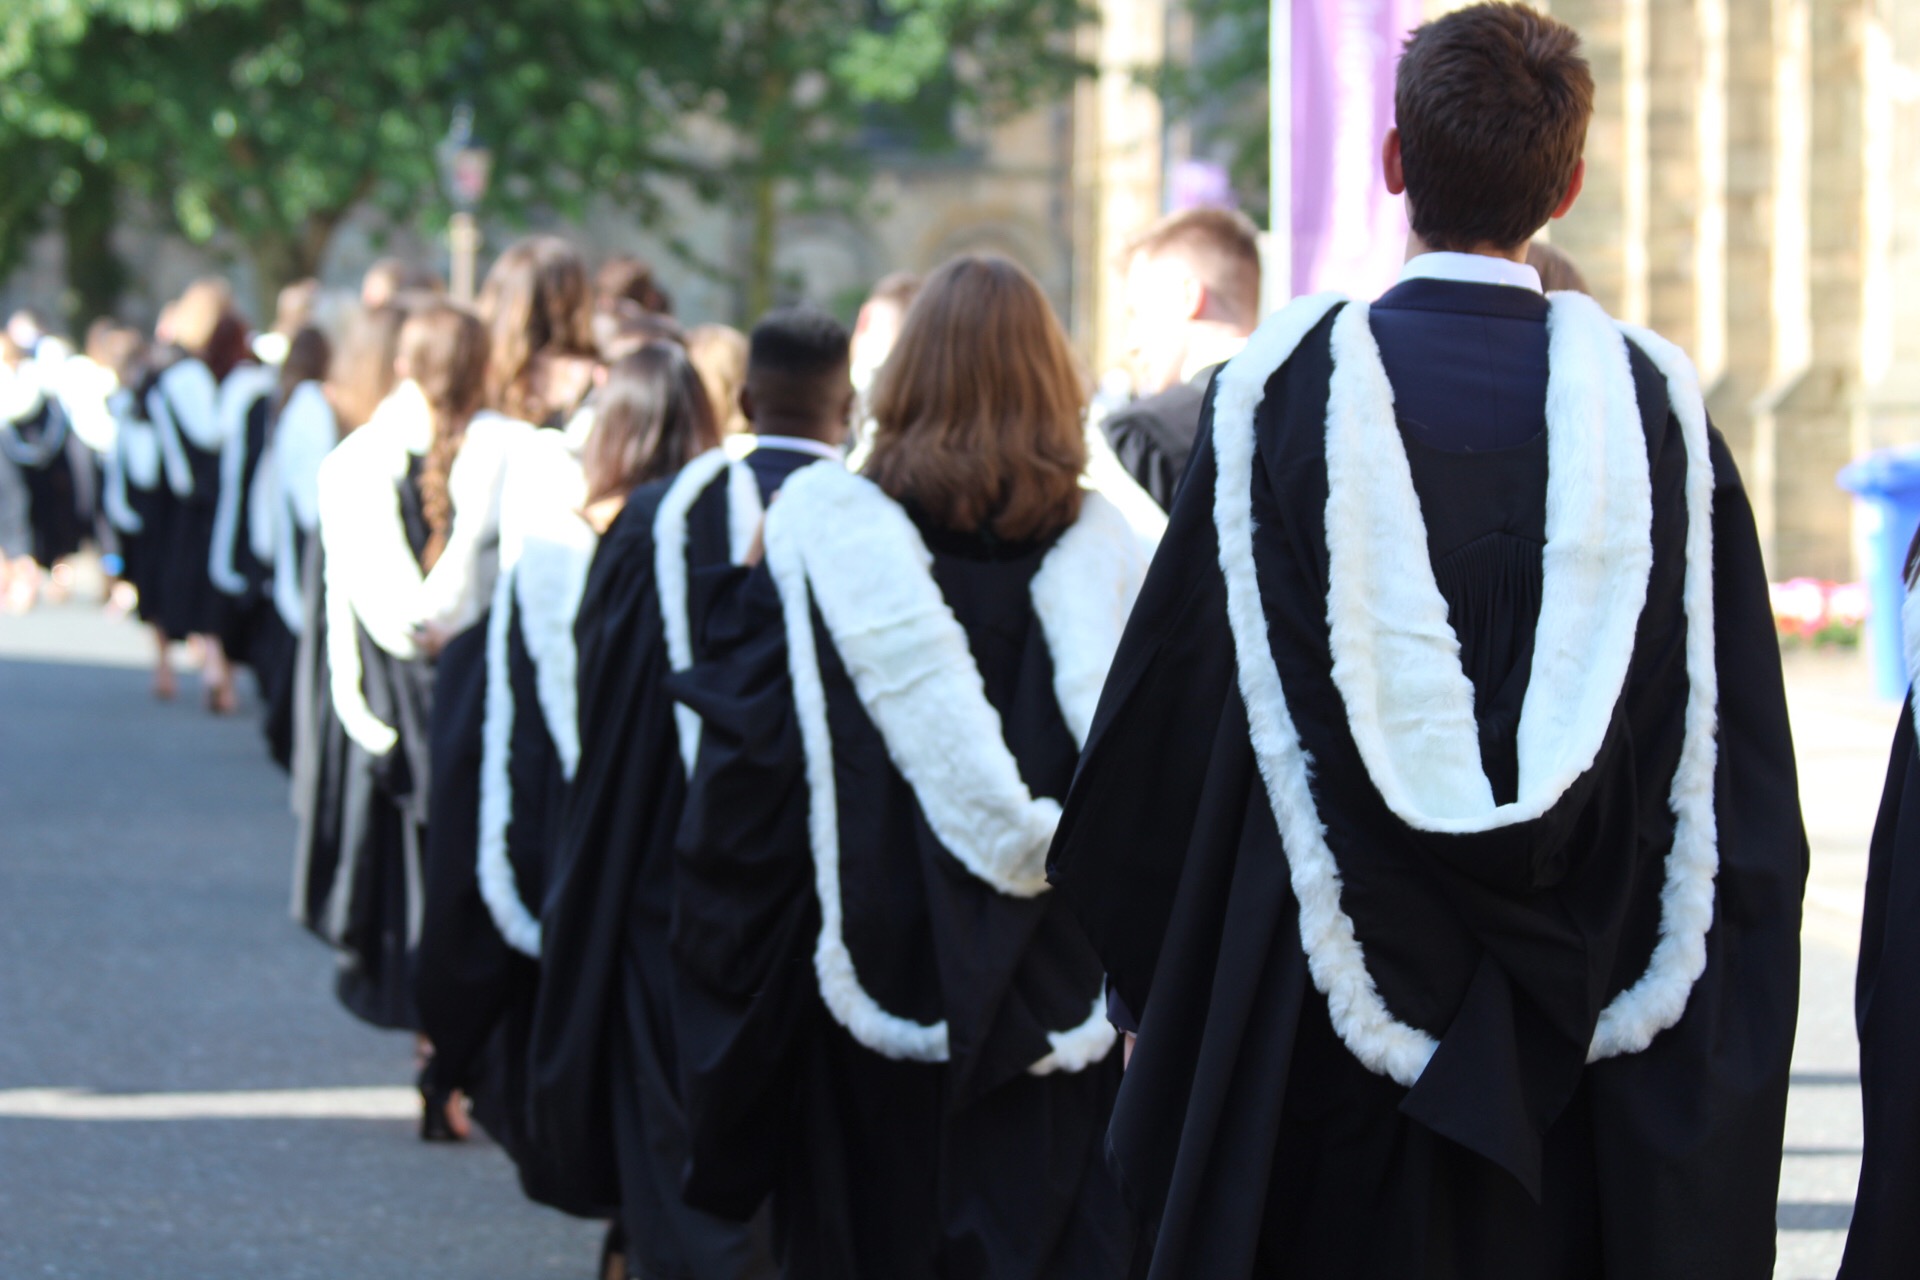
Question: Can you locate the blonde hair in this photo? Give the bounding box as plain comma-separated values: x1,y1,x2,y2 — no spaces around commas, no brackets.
864,254,1086,543
686,323,750,437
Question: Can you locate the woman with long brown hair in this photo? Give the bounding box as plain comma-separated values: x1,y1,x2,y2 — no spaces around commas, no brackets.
673,255,1143,1279
293,301,533,1135
477,235,601,429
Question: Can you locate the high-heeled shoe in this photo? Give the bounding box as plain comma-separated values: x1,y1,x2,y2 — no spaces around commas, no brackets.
416,1063,468,1143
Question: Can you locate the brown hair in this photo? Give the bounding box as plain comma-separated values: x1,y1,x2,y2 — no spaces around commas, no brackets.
275,327,333,418
594,255,674,316
686,324,750,437
399,303,491,569
582,345,718,509
477,235,597,423
326,305,409,433
1396,3,1593,253
865,254,1086,543
1123,207,1263,327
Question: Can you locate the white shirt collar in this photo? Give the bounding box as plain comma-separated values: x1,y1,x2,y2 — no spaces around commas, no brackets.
1396,251,1544,295
750,434,844,462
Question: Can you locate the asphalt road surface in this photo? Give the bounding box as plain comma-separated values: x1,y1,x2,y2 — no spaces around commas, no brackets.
0,600,1887,1279
0,603,602,1278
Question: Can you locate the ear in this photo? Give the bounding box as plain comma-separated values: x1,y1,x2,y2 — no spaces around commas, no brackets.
1382,128,1407,197
738,385,756,425
1550,159,1585,220
1180,274,1206,323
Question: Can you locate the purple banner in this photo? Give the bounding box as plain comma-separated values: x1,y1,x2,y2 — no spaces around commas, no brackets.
1291,0,1422,297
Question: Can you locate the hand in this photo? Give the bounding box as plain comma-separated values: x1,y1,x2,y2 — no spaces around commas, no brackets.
1123,1032,1136,1069
412,620,453,659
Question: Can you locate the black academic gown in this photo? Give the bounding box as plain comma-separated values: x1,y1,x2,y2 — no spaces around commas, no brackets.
1049,296,1807,1280
416,566,582,1213
290,461,436,1032
0,393,88,568
217,387,298,704
1101,367,1212,511
529,446,816,1278
670,484,1131,1280
148,363,232,640
1838,681,1920,1277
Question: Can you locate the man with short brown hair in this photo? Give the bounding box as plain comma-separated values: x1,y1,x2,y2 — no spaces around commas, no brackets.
1106,206,1262,509
1052,5,1805,1277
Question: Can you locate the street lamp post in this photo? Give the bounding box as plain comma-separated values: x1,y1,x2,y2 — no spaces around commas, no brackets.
436,103,493,304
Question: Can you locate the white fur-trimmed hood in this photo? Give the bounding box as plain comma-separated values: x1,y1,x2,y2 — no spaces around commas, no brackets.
762,464,1142,1069
1211,291,1721,1086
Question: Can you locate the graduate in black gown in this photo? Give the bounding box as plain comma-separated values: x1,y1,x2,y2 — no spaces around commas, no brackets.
1838,547,1920,1278
288,304,406,891
1047,10,1807,1278
416,240,598,1137
210,329,326,745
671,258,1142,1280
0,340,89,581
293,303,529,1090
415,342,720,1226
258,331,338,767
530,308,855,1280
143,283,256,711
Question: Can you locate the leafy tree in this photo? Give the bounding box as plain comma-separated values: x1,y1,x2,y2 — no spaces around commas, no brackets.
1,0,684,318
1155,0,1269,220
0,0,1094,324
641,0,1093,317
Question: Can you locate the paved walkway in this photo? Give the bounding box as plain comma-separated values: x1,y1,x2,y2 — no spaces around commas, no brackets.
0,601,1892,1278
0,602,602,1278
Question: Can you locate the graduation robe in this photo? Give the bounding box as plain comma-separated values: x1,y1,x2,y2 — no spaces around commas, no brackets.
0,368,88,569
293,386,529,1029
670,464,1147,1280
530,442,812,1279
1837,575,1920,1278
144,358,234,639
415,429,596,1213
207,364,290,692
1048,292,1808,1280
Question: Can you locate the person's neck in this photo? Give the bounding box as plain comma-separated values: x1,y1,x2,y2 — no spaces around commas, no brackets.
751,418,842,450
1404,233,1528,265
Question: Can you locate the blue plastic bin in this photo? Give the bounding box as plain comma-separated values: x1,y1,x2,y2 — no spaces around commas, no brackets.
1838,448,1920,700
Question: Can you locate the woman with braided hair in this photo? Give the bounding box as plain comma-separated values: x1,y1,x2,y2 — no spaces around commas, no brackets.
293,301,534,1138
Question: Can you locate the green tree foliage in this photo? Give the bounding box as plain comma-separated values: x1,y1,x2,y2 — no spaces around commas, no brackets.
597,0,1093,317
1156,0,1269,220
0,0,1092,325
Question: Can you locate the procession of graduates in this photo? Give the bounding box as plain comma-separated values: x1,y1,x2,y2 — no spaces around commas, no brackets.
25,3,1920,1276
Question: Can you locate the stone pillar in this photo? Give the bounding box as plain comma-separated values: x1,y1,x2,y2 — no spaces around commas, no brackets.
1762,0,1883,580
1551,0,1650,323
1713,0,1812,571
1070,0,1166,372
1863,0,1920,453
1646,0,1727,382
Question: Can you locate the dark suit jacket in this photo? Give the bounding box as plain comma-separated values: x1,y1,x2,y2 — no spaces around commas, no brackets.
1101,368,1215,512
